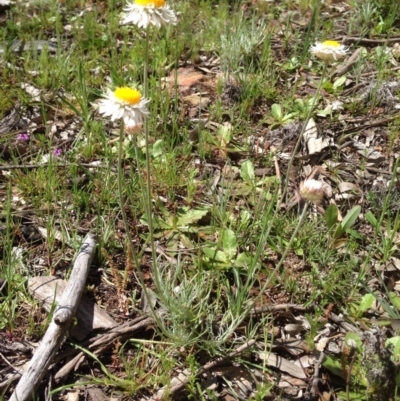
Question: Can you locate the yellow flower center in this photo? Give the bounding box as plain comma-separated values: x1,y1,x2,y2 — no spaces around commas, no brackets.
135,0,165,7
114,87,141,104
322,40,341,48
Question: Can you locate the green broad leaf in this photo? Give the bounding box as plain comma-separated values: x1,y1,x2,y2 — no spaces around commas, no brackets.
203,247,228,264
140,214,171,230
222,228,238,259
240,209,251,225
322,81,333,91
329,238,348,249
333,225,344,240
345,332,362,349
271,103,282,120
365,211,378,229
333,205,361,239
219,125,232,146
389,292,400,311
294,98,304,107
234,252,252,267
325,204,338,230
336,391,365,400
346,228,365,240
316,109,332,117
232,182,252,197
341,205,361,231
125,146,136,159
294,246,304,256
176,207,209,226
333,75,346,90
385,336,400,360
241,160,255,183
371,318,400,333
180,234,195,249
282,112,297,122
322,355,345,379
358,294,375,313
151,139,164,158
306,96,318,108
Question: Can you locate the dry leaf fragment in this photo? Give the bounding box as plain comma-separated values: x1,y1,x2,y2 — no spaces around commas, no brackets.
21,83,41,102
277,375,308,388
28,276,117,340
315,336,330,351
64,390,80,401
284,323,304,335
182,94,211,108
164,67,216,96
257,352,307,379
337,182,361,194
303,118,331,154
272,338,307,356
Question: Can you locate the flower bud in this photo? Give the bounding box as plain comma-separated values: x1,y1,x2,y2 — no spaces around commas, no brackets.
300,179,324,203
392,43,400,59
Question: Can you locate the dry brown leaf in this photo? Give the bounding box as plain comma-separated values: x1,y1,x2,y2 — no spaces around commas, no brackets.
303,118,332,154
338,182,361,193
257,352,307,379
164,67,216,96
28,276,117,340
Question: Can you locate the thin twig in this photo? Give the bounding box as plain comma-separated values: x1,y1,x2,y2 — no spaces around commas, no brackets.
270,145,282,201
251,303,314,316
165,339,257,396
339,114,400,141
342,36,400,45
53,316,155,383
0,352,24,374
328,312,363,336
360,65,400,77
332,48,362,77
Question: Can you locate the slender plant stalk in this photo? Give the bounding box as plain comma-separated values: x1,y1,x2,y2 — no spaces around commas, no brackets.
117,121,140,285
280,63,328,204
131,136,170,333
143,28,162,289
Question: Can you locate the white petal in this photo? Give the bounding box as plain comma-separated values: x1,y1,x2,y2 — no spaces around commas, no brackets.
120,2,177,28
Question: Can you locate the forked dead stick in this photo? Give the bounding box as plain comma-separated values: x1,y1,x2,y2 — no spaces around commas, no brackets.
10,234,97,401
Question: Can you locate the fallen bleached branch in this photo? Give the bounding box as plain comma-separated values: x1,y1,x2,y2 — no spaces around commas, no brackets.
9,233,97,401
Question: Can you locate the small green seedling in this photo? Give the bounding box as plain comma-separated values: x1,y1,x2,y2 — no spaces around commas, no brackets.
325,204,361,249
265,103,298,128
203,228,253,268
141,205,209,251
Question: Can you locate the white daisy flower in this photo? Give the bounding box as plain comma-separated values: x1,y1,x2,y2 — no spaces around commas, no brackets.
299,179,324,204
98,87,150,128
310,40,349,62
121,0,178,29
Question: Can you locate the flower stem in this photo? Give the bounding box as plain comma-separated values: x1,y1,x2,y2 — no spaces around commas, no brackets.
117,121,140,285
280,63,328,204
143,28,160,288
